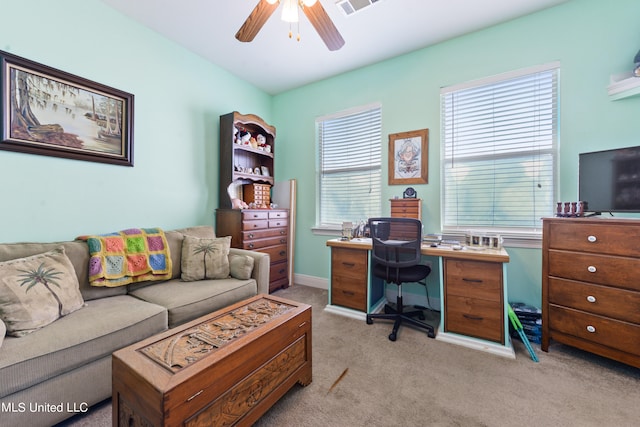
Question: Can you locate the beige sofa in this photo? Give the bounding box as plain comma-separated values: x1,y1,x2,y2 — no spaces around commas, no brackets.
0,225,269,427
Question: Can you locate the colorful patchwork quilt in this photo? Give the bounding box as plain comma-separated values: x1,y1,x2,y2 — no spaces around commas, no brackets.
78,228,172,287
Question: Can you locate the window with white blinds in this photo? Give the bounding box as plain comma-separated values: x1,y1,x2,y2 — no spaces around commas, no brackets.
441,63,559,236
316,104,382,228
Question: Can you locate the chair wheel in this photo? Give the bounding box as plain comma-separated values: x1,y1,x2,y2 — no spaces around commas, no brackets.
388,333,397,341
427,331,436,338
366,316,373,325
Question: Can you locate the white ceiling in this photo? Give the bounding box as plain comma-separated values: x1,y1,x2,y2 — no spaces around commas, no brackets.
99,0,568,95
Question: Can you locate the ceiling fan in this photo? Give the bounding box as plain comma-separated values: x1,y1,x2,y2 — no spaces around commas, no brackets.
236,0,345,51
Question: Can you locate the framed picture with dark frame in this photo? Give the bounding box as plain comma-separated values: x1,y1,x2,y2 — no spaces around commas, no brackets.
0,50,134,166
388,128,428,185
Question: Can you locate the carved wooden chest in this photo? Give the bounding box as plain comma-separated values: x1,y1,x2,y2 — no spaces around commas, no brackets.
112,295,312,426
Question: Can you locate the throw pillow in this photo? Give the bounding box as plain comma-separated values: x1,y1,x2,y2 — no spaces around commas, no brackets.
0,247,85,337
229,254,255,280
181,236,231,281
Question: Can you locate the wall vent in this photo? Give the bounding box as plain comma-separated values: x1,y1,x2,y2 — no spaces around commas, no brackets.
335,0,382,17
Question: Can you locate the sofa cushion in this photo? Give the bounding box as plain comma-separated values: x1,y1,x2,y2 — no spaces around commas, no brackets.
229,254,255,280
129,277,257,328
181,235,231,281
0,295,166,399
0,240,127,301
0,247,85,337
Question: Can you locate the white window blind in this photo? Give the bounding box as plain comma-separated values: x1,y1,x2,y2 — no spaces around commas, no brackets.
441,64,559,235
317,104,382,227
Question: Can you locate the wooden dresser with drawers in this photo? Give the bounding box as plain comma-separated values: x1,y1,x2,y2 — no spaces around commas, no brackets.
542,217,640,368
216,208,289,293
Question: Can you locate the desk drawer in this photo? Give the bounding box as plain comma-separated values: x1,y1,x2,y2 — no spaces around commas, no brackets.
331,275,366,311
445,259,502,302
548,305,640,357
548,250,640,292
331,248,367,280
445,295,503,343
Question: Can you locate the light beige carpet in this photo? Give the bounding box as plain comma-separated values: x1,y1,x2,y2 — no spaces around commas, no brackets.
57,285,640,427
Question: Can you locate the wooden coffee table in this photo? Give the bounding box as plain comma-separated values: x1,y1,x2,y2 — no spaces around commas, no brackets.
112,294,312,427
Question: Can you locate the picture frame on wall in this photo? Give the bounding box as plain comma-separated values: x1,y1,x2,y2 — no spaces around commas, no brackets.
0,50,134,166
388,128,428,185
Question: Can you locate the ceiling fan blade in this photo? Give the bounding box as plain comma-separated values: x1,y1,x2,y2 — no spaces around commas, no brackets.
235,0,280,43
302,1,345,51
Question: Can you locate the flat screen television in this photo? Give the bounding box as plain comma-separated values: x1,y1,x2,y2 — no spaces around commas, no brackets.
579,145,640,214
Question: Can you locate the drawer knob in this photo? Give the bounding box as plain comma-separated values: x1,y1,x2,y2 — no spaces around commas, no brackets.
279,251,286,256
586,325,596,333
587,235,597,243
248,243,254,249
587,265,597,273
248,233,254,238
586,295,596,303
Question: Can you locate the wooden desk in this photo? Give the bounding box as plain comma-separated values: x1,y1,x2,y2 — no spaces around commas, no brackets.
325,238,514,358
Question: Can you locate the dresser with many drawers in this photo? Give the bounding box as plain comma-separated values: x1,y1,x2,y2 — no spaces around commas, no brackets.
216,208,289,293
542,217,640,368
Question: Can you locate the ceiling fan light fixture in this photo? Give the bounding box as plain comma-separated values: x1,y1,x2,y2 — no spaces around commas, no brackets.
281,0,299,22
302,0,318,6
266,0,279,4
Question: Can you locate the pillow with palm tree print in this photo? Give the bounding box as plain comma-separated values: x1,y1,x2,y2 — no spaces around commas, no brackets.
0,247,85,337
181,235,231,281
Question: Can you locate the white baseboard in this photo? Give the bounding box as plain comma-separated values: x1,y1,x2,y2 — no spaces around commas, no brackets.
293,273,328,289
436,330,516,359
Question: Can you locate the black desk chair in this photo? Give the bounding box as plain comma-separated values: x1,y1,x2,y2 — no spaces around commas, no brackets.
366,217,436,341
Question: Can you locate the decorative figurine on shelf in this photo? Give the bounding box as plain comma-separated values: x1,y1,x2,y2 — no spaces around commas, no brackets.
256,134,266,151
236,130,251,146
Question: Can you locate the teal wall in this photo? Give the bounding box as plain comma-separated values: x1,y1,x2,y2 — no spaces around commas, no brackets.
273,0,640,306
0,0,271,242
1,0,639,307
